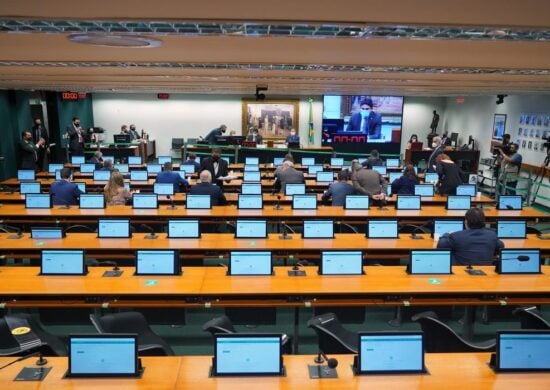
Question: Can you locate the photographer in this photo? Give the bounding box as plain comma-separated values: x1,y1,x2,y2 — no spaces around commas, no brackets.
493,134,511,179
497,142,522,195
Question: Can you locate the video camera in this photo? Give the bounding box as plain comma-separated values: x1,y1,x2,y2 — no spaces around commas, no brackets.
493,144,511,157
542,136,550,154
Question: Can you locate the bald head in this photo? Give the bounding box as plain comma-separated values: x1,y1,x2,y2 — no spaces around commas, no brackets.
199,170,212,183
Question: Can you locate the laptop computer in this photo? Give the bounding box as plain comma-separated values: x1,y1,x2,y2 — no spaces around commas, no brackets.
303,220,334,238
146,164,162,174
446,195,471,210
79,163,95,174
316,171,334,182
292,194,317,210
456,184,476,197
496,249,540,274
241,183,262,195
319,250,364,275
308,165,324,175
366,220,399,238
414,184,434,197
245,157,259,165
284,183,306,196
386,158,400,168
432,220,464,237
130,170,148,182
372,166,387,175
186,194,212,209
424,172,438,184
25,193,52,209
330,157,344,167
40,249,86,275
497,220,526,239
396,195,421,210
20,181,41,194
71,156,85,165
407,249,452,274
17,169,35,181
238,194,263,209
135,250,181,275
492,330,550,372
167,219,200,238
235,219,267,238
228,251,273,276
128,156,142,165
344,195,369,210
79,194,105,209
153,183,175,196
498,195,523,210
93,170,111,182
132,194,158,209
243,171,261,182
31,227,65,239
98,219,131,238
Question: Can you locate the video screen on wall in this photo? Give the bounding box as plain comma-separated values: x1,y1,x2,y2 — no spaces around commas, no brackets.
322,95,404,146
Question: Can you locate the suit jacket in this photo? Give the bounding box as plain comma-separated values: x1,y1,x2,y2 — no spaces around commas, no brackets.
346,111,382,139
189,182,226,206
66,124,84,152
285,134,300,144
436,161,463,195
427,145,444,172
49,180,83,206
204,128,223,144
391,175,418,195
32,125,49,145
275,167,304,193
200,157,229,187
321,181,356,206
19,139,37,170
246,133,263,144
155,170,188,193
352,168,387,197
437,228,504,266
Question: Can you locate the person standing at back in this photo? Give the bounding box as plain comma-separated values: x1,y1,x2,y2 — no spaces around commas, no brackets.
32,118,49,171
321,170,355,206
204,124,227,144
200,148,231,190
426,136,444,172
362,149,384,168
49,167,83,206
19,130,44,170
66,117,85,156
436,153,463,195
351,160,387,202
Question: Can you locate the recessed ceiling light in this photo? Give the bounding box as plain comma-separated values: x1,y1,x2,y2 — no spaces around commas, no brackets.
68,33,161,48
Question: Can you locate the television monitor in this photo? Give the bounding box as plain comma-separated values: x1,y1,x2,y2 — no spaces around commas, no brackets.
93,170,111,182
79,163,95,174
114,163,129,174
157,156,172,165
67,334,139,378
186,194,211,209
388,172,402,183
146,164,162,174
316,171,334,182
113,133,131,143
31,227,65,239
303,220,334,238
102,155,115,164
17,169,35,181
498,195,523,210
307,165,324,175
344,195,369,210
74,181,86,193
450,132,459,146
287,141,300,148
127,156,142,165
414,184,434,197
229,251,273,276
284,183,305,196
154,183,175,196
433,220,464,237
292,194,317,210
301,157,315,166
20,181,40,194
48,163,64,174
446,195,471,210
40,249,86,275
424,172,439,183
396,195,421,210
497,220,526,239
497,249,540,274
273,157,284,165
243,171,261,182
330,157,344,167
132,194,158,209
98,219,131,238
372,165,387,175
386,158,400,168
235,219,267,238
356,332,425,374
180,164,196,174
245,157,259,165
130,170,148,182
494,331,550,372
212,334,283,376
79,194,105,209
366,220,398,238
241,183,262,195
25,193,51,209
456,184,476,197
167,219,200,238
244,164,260,172
135,250,180,275
319,250,363,275
408,250,452,274
71,155,85,165
238,194,263,209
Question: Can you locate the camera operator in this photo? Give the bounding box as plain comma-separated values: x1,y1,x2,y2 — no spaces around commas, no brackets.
493,134,511,179
497,142,522,195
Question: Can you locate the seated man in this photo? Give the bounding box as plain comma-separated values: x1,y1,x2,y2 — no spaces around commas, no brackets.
274,160,304,194
49,167,83,206
156,162,189,193
285,129,300,145
182,152,201,173
88,151,103,169
189,170,226,206
321,170,356,206
246,127,263,144
351,160,387,203
99,159,114,171
437,207,504,266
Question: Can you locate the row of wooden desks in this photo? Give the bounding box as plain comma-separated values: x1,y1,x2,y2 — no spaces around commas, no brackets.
0,354,545,390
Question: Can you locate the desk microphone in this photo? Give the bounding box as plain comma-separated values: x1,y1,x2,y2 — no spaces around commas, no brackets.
100,261,123,277
4,226,23,239
288,260,306,276
273,195,283,210
140,224,158,239
0,351,47,371
279,221,293,240
308,351,338,379
505,205,514,210
167,196,177,210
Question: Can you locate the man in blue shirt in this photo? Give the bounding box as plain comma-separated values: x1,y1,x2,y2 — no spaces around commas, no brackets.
321,171,355,206
156,162,188,193
183,152,201,173
49,167,83,206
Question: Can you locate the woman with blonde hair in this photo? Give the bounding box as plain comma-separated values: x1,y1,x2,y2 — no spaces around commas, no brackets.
104,171,132,205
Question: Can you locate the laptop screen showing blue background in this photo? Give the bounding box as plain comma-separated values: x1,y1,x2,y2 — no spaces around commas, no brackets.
321,251,363,275
397,195,421,210
48,163,64,174
20,181,40,194
285,183,305,196
499,249,540,273
303,220,333,238
75,182,86,193
273,157,284,165
136,250,178,274
241,183,262,194
80,164,95,173
447,195,471,210
409,250,451,274
292,195,317,209
31,228,63,239
186,195,211,209
114,164,129,173
331,157,344,166
180,164,196,174
147,164,162,174
215,335,281,375
128,156,142,165
316,172,334,182
372,166,387,175
308,165,323,175
359,334,423,373
243,171,261,182
498,332,550,370
71,156,85,165
93,170,111,181
158,156,172,165
41,250,84,275
238,194,263,209
130,170,148,181
434,220,464,236
456,184,476,196
80,194,105,209
154,183,174,196
244,164,259,172
424,172,438,183
133,194,158,208
25,193,50,208
386,158,400,168
414,184,434,197
368,220,398,238
69,336,136,376
229,251,272,275
389,172,402,183
236,220,267,238
497,220,526,238
499,195,522,210
345,195,369,209
17,169,35,181
168,220,200,238
245,157,259,165
98,220,130,238
301,157,315,166
102,156,114,164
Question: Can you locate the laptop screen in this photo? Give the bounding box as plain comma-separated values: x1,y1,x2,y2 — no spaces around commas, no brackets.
31,227,64,239
292,194,317,209
235,219,267,238
386,158,400,168
130,170,148,181
433,220,464,236
79,163,95,173
303,220,334,238
48,163,64,174
93,170,111,182
498,249,540,274
136,250,180,275
388,172,402,183
498,195,523,210
74,182,86,193
273,157,284,165
213,334,282,376
114,164,129,174
243,171,261,182
330,157,344,166
25,193,51,208
372,166,387,175
132,194,158,209
446,195,471,210
245,157,259,165
241,183,262,195
54,170,62,181
367,220,398,238
301,157,315,166
41,249,85,275
17,169,35,181
308,165,324,175
358,332,424,374
71,156,85,165
147,164,162,174
68,335,138,377
456,184,476,197
244,164,259,172
345,195,369,210
238,194,263,209
80,194,105,209
320,251,363,275
128,156,142,165
154,183,174,196
316,171,334,182
285,183,305,196
409,250,452,274
20,181,41,194
229,251,272,275
186,194,211,209
157,156,172,165
497,220,526,238
168,219,200,238
497,331,550,371
180,164,196,174
98,219,131,238
424,172,439,183
414,184,434,197
396,195,421,210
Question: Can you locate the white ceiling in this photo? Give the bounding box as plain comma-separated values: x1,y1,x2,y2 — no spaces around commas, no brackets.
0,0,549,96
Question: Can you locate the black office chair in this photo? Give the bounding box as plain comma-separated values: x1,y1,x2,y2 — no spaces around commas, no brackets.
89,312,174,356
171,138,184,150
0,314,67,356
412,311,496,353
307,312,358,354
513,306,550,329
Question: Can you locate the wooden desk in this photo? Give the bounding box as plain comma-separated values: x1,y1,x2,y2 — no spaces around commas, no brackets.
1,354,549,390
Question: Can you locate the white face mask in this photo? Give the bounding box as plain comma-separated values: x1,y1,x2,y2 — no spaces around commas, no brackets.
432,142,437,148
290,131,296,136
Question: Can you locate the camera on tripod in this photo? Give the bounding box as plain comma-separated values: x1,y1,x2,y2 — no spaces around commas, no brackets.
542,136,550,154
493,144,511,157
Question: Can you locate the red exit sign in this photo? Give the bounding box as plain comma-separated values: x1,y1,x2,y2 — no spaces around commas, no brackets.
61,92,87,100
157,93,170,99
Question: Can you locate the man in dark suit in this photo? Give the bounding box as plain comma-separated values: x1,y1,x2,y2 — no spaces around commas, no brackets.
274,160,304,193
204,124,227,144
437,207,504,266
156,162,188,193
66,116,85,156
200,148,231,190
128,124,140,141
19,130,44,170
49,167,83,206
346,98,382,139
246,127,263,144
426,136,444,172
32,118,49,171
285,129,300,145
321,171,356,206
189,170,226,206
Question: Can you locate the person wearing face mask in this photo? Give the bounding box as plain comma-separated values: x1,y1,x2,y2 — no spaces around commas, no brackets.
426,136,444,172
31,118,50,171
66,116,85,156
128,124,140,141
200,148,230,190
19,130,45,170
498,143,522,195
346,98,382,139
406,134,419,150
285,128,300,145
204,124,227,144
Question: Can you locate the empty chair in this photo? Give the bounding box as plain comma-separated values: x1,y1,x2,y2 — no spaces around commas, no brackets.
0,314,67,356
513,306,550,329
412,311,495,353
307,312,358,354
90,312,174,356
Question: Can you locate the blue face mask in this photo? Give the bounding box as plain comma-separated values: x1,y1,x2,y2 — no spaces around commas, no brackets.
360,109,370,118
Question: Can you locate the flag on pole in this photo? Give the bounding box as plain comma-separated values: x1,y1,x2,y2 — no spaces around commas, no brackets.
308,98,314,144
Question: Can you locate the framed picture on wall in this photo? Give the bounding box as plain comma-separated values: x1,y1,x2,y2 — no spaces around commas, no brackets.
492,114,507,140
242,99,299,141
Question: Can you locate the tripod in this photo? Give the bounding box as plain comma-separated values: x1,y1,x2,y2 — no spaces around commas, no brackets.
531,152,550,204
